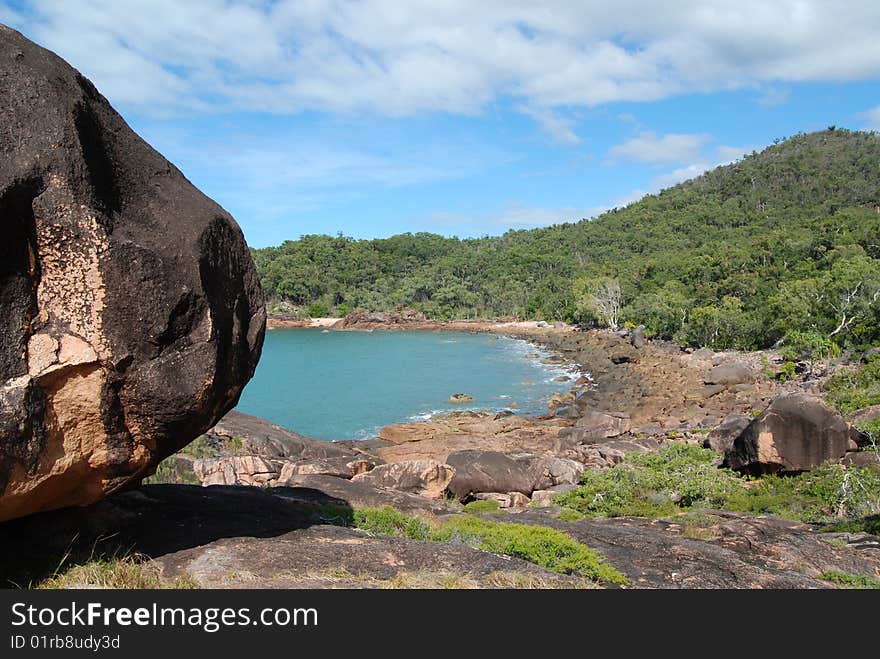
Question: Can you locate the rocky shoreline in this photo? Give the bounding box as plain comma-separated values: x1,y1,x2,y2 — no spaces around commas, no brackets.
4,323,879,589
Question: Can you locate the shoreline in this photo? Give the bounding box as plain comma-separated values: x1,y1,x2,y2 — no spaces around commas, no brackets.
264,312,793,438
266,314,564,334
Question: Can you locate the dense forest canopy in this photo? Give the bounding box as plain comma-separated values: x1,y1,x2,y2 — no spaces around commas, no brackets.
252,128,880,351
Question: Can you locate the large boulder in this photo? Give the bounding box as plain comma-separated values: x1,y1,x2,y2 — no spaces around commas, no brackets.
724,394,850,474
446,450,538,499
350,460,454,499
193,456,278,487
703,414,752,453
704,362,757,386
0,27,265,521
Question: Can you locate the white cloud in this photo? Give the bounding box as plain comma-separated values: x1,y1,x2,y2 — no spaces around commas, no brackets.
651,163,711,189
522,107,581,144
609,131,711,165
648,143,754,189
4,1,880,118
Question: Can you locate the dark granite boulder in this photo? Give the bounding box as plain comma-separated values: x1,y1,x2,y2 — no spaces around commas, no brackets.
0,26,264,521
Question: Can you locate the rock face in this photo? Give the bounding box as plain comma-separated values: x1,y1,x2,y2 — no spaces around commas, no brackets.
703,414,752,453
446,450,538,499
724,394,850,474
350,460,454,499
333,309,426,328
0,27,265,521
704,362,756,386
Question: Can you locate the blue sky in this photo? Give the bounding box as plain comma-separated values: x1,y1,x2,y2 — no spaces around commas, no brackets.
2,1,879,248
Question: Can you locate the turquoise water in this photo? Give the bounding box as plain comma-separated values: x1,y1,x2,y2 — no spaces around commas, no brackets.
235,329,580,440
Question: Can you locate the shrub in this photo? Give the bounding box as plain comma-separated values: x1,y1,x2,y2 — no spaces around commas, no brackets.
306,301,330,318
352,506,430,540
556,444,744,517
823,360,880,414
554,444,880,524
430,516,627,585
462,499,502,514
818,570,880,589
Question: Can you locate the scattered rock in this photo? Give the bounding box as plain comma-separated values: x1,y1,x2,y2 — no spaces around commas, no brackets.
571,411,631,442
0,28,265,522
209,411,360,461
350,460,454,499
547,392,576,409
529,456,585,489
724,393,850,474
704,362,757,386
530,484,579,507
449,393,475,403
334,309,426,328
278,458,369,481
840,452,880,469
474,491,531,508
555,406,580,419
193,457,279,487
509,508,880,589
703,414,752,453
845,405,880,426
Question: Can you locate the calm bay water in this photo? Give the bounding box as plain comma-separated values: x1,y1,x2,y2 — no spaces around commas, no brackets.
235,329,580,440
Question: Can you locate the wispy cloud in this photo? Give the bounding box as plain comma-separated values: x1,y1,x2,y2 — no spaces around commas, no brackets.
6,1,880,119
609,131,711,165
522,107,582,145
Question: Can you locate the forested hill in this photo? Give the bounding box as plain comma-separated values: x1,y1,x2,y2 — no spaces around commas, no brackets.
252,128,880,350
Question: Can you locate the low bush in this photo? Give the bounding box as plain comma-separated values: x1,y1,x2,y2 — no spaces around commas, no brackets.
555,444,880,523
818,570,880,589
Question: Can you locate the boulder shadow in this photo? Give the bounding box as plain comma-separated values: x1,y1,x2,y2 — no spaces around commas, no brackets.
0,483,354,588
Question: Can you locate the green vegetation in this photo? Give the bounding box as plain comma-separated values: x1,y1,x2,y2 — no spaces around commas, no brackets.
818,570,880,589
823,359,880,414
555,508,585,522
821,515,880,535
352,506,431,540
144,434,247,485
429,515,627,585
462,499,502,514
254,129,880,351
555,444,880,524
315,504,625,584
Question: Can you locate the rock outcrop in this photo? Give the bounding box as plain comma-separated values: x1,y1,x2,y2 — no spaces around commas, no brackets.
350,460,454,499
703,414,752,453
724,393,850,474
333,309,426,328
446,450,539,499
0,27,265,521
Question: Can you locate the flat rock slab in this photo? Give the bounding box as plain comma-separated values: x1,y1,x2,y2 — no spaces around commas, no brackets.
209,411,358,461
500,509,880,589
157,524,590,589
0,480,448,586
272,474,452,515
376,412,568,463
